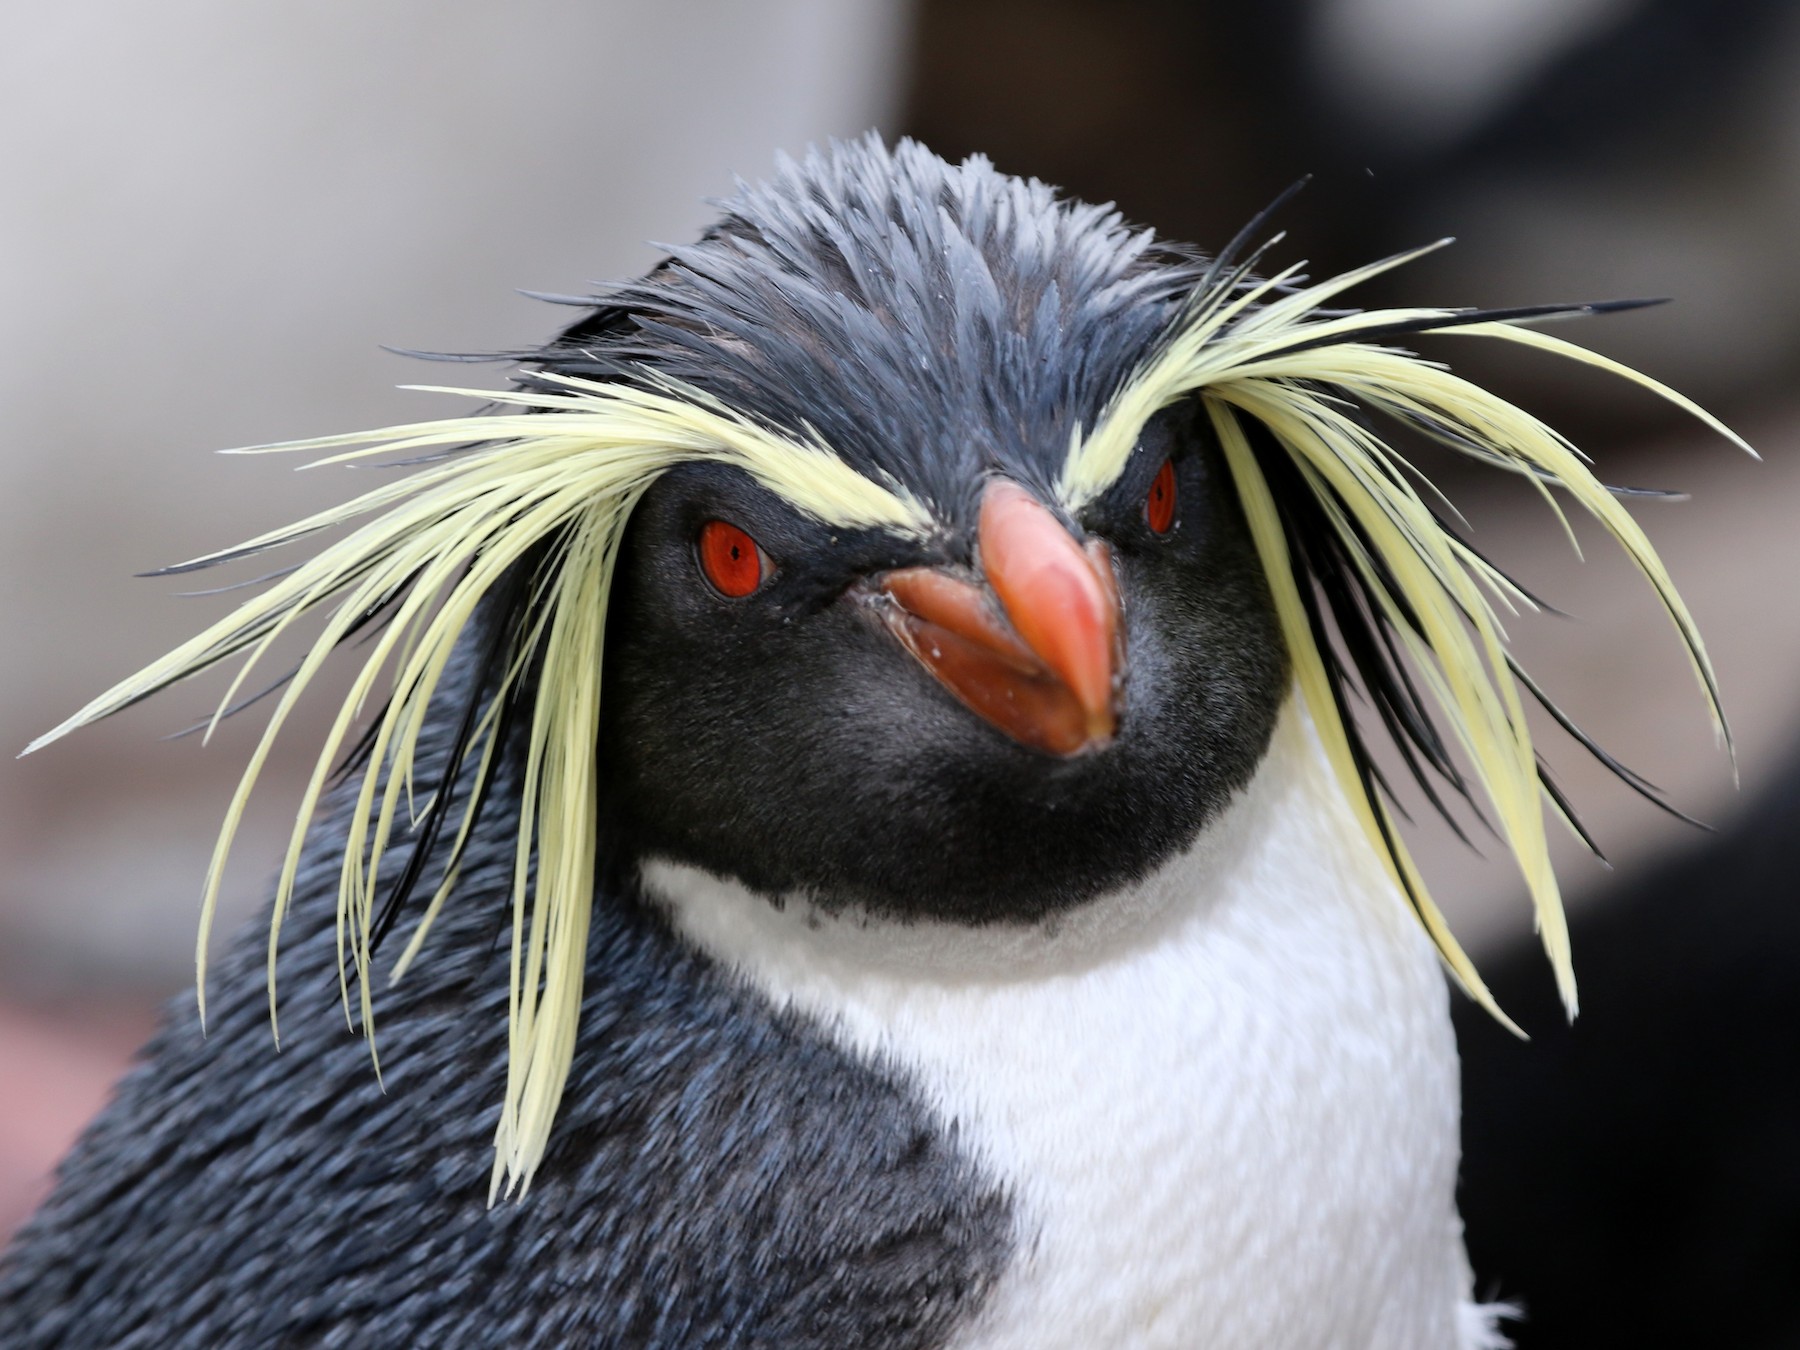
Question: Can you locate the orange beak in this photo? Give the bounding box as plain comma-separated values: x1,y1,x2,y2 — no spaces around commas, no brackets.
875,479,1122,756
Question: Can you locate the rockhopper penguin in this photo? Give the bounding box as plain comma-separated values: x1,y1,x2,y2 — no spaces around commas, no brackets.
1,137,1746,1346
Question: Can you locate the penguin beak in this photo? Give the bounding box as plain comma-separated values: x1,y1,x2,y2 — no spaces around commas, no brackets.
871,479,1122,757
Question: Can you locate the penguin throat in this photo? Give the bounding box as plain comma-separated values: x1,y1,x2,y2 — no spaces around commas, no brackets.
642,697,1308,981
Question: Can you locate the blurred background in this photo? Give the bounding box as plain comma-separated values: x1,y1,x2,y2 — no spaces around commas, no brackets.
2,1,1795,1341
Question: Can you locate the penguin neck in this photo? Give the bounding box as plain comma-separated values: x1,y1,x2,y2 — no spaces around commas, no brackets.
642,698,1480,1347
643,696,1427,984
647,783,1253,984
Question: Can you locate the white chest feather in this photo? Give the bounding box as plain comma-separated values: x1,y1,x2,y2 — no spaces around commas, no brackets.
645,706,1506,1349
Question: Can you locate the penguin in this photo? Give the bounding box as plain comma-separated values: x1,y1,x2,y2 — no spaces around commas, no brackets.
0,136,1744,1347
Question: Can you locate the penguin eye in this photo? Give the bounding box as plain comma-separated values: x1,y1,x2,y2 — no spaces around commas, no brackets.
697,519,767,597
1145,457,1177,535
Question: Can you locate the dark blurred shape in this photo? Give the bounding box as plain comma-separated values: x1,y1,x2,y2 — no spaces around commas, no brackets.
1456,745,1800,1348
904,0,1333,272
1375,0,1793,176
905,0,1800,446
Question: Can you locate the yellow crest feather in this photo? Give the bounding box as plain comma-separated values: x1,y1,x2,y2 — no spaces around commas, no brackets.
1061,240,1748,1024
27,372,927,1200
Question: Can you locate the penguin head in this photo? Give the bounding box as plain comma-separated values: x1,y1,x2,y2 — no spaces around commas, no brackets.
550,142,1292,923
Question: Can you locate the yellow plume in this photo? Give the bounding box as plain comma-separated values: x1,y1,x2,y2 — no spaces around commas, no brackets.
26,372,927,1199
1061,237,1749,1024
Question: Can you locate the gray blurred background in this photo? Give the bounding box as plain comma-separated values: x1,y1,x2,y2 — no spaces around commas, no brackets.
3,0,1796,1295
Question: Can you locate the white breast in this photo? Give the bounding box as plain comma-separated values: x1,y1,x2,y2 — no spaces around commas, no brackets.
644,703,1509,1349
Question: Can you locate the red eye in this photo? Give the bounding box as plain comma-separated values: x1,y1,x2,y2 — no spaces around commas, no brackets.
1146,458,1177,534
698,519,766,597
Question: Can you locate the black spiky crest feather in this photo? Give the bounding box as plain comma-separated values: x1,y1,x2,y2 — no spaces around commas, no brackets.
26,138,1750,1196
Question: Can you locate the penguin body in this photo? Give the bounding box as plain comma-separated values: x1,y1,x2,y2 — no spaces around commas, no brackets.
653,705,1477,1348
1,136,1736,1345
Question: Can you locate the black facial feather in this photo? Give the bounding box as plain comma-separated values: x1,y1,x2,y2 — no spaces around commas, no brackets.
600,402,1286,925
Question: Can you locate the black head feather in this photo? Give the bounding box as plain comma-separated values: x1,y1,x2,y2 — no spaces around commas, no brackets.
534,138,1205,527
